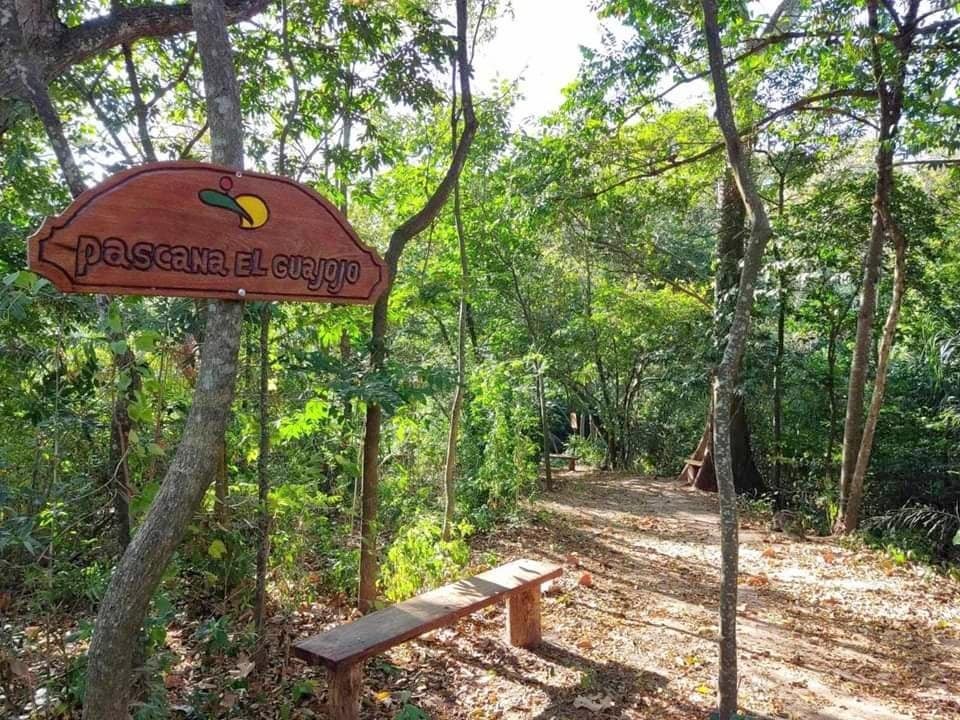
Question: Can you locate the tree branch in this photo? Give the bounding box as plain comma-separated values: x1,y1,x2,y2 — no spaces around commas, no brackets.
58,0,269,76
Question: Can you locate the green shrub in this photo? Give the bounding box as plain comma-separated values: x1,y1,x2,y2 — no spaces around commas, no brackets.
381,517,471,602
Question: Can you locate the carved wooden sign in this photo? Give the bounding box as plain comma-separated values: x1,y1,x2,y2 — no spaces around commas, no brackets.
28,161,388,304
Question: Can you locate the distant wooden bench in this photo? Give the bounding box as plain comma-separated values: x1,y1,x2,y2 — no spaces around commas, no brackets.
293,559,562,720
548,453,578,471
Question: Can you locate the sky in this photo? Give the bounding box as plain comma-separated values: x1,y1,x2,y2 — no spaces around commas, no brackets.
472,0,784,126
472,1,611,125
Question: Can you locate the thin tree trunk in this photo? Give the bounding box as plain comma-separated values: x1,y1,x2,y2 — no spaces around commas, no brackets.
122,42,158,163
772,270,786,498
837,184,886,518
357,0,478,612
701,2,775,717
771,171,788,501
841,212,906,531
27,66,141,557
824,320,840,482
536,362,553,491
253,304,271,671
442,168,469,540
82,1,247,716
837,0,914,531
108,339,140,551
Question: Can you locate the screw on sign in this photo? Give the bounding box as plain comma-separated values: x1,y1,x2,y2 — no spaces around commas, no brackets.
28,161,389,305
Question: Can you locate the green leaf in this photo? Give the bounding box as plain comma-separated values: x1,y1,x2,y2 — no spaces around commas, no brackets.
208,539,227,560
107,305,123,333
109,340,127,356
953,529,960,546
133,331,160,352
395,705,429,720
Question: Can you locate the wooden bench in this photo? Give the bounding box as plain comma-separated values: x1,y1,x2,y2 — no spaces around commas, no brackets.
548,453,578,471
293,559,562,720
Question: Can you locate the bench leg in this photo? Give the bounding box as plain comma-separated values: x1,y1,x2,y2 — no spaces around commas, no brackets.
568,458,575,471
506,586,542,648
327,665,362,720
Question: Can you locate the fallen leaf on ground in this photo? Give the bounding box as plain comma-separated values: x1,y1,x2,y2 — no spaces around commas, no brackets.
578,571,593,587
573,694,615,712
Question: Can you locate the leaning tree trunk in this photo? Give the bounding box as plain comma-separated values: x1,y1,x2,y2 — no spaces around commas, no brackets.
82,2,247,717
701,1,775,716
841,210,906,531
25,65,141,554
357,0,478,612
836,0,913,532
837,183,886,520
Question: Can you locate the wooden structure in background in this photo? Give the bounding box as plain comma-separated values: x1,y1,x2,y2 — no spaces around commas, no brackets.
548,453,578,471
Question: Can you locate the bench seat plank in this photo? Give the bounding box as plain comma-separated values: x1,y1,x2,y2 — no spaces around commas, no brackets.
293,558,561,670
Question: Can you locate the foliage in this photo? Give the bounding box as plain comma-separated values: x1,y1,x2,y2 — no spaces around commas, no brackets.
381,517,471,602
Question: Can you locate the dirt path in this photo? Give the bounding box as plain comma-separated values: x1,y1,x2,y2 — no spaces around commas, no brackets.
353,472,960,720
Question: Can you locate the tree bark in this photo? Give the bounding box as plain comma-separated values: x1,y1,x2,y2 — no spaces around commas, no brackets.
841,210,906,531
836,0,915,531
442,170,468,541
18,21,140,557
683,175,763,496
253,304,271,671
701,1,775,717
357,0,478,612
536,361,553,491
121,42,158,163
82,0,247,716
771,170,788,502
213,439,229,524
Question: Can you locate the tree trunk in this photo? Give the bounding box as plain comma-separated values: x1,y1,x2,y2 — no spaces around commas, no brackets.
108,340,140,552
701,1,775,716
772,270,786,500
82,1,246,716
682,174,763,495
692,395,762,495
536,363,553,491
837,185,886,520
214,439,229,524
836,0,913,532
442,174,468,541
253,304,271,671
824,319,840,483
840,211,906,531
358,299,385,613
357,0,477,612
771,167,788,501
25,67,141,555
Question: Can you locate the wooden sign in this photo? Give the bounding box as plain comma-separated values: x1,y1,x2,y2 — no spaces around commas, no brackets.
28,161,388,304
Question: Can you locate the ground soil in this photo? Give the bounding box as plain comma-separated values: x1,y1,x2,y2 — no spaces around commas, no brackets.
336,471,960,720
8,471,960,719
